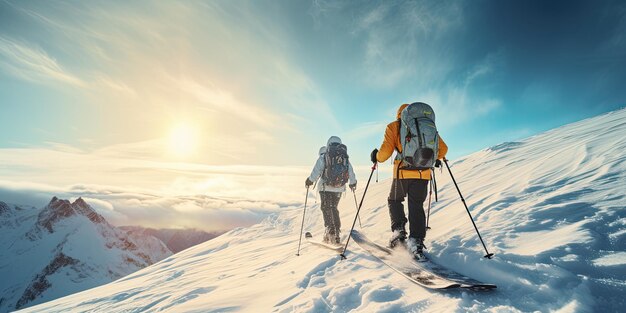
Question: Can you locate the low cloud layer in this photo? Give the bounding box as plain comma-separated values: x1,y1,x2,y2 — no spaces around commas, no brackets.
0,143,320,232
0,179,301,232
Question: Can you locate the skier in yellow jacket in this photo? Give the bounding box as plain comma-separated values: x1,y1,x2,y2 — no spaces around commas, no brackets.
371,103,448,259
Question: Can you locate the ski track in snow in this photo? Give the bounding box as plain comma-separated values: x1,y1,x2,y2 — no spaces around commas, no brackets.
16,108,626,312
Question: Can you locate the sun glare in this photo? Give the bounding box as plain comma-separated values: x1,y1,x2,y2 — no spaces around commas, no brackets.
169,123,197,158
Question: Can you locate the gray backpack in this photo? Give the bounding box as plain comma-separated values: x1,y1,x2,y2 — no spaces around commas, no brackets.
323,142,350,187
397,102,439,170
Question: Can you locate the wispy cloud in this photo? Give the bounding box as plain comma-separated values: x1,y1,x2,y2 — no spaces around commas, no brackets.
343,121,387,142
1,0,340,162
308,0,502,129
43,142,85,154
418,88,501,130
94,75,137,97
0,36,85,87
413,47,504,129
177,78,280,129
350,1,465,88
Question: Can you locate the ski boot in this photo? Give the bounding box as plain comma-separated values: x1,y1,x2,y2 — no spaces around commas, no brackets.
407,237,427,262
331,229,341,245
388,229,407,248
323,227,336,244
322,228,331,243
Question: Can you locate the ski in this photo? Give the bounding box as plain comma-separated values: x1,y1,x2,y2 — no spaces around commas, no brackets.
305,232,343,252
350,230,496,291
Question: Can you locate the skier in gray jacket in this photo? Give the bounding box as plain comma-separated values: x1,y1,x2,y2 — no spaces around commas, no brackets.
305,136,357,244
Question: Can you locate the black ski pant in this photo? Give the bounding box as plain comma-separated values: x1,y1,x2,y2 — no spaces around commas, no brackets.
319,191,341,235
388,179,429,240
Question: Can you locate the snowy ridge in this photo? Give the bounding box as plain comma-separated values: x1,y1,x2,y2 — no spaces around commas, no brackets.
19,108,626,312
0,197,172,312
120,226,223,254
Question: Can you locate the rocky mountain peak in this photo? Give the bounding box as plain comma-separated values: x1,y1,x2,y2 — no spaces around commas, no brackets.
72,197,106,225
0,201,10,215
72,197,87,207
38,198,75,232
37,197,106,233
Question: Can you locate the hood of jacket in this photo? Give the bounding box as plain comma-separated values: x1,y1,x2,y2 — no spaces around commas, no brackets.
318,146,326,155
327,136,342,146
396,103,409,119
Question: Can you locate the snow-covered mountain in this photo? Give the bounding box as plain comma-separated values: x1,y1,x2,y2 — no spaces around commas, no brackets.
0,197,172,312
18,108,626,312
120,226,223,253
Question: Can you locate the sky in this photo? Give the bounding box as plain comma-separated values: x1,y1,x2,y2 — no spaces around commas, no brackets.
1,0,625,231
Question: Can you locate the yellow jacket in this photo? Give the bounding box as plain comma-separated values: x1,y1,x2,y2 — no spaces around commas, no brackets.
376,104,448,180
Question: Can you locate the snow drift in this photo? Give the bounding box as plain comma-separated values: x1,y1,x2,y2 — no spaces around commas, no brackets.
18,108,626,312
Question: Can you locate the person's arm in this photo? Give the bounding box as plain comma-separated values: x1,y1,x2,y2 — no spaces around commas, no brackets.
308,155,325,182
348,161,357,186
376,122,397,162
437,136,448,160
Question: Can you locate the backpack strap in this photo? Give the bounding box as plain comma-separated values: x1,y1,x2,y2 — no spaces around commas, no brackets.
396,118,402,153
415,117,423,148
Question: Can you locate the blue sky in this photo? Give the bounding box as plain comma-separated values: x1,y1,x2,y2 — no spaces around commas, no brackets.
1,0,625,160
0,0,624,230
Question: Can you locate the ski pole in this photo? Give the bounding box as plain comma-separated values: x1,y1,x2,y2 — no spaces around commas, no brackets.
376,165,379,182
426,178,433,230
313,180,318,204
432,166,438,202
340,163,377,260
296,185,310,256
352,190,362,228
443,158,494,259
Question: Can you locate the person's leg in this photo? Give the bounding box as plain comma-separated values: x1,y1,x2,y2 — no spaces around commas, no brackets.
319,191,334,241
388,179,408,232
406,179,429,240
330,192,341,235
321,192,340,238
388,179,408,246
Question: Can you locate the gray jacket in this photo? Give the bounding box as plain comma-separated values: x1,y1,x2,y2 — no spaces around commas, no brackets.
308,136,357,193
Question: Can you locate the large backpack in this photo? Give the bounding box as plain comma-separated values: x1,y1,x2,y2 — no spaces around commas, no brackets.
397,102,439,170
323,142,350,188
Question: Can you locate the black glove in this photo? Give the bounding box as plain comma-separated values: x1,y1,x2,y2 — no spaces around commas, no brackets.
370,148,379,164
434,159,442,168
349,183,357,191
305,178,313,187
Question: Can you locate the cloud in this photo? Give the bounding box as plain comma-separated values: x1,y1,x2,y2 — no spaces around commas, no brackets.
2,1,341,162
245,131,276,144
0,36,85,87
0,181,298,232
418,87,501,129
350,1,465,88
343,121,388,142
0,141,314,231
43,142,85,154
306,1,502,129
94,75,137,97
411,50,504,128
177,78,280,129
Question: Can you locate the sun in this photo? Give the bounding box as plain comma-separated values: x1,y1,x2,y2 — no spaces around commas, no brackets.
169,123,198,158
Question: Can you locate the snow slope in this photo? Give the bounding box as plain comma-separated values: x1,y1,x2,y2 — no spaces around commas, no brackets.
0,197,172,312
120,226,223,254
19,108,626,312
